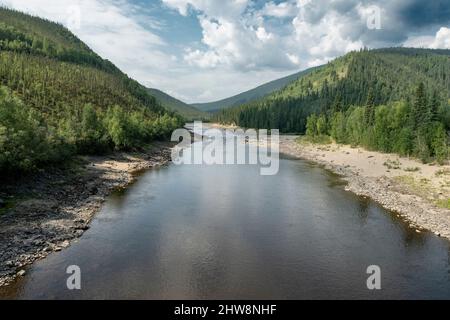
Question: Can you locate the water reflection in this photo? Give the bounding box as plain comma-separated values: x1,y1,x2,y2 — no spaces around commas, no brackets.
1,141,450,299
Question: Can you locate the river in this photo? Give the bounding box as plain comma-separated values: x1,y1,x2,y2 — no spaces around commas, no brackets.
1,130,450,299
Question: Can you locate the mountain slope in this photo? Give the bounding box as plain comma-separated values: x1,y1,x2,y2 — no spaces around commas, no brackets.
216,48,450,133
192,67,320,112
0,8,181,173
146,88,208,120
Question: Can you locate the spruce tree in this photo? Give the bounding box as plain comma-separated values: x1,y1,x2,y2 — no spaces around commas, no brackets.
412,82,427,129
332,94,343,113
428,90,440,122
364,89,375,126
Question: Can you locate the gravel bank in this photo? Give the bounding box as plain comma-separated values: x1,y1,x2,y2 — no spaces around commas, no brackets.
0,142,173,287
279,136,450,240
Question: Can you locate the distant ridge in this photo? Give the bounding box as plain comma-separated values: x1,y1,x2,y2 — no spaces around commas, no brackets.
216,47,450,133
146,88,208,120
191,67,321,112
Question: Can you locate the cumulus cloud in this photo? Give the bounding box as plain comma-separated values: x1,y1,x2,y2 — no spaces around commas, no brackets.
163,0,249,18
163,0,368,71
430,27,450,49
404,27,450,49
262,1,298,18
0,0,174,80
2,0,450,103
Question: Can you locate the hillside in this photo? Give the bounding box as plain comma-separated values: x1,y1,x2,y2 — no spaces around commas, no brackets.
192,67,319,112
0,8,182,174
146,88,208,120
217,47,450,162
217,48,450,132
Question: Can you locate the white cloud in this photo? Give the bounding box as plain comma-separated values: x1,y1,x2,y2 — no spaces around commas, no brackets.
184,48,224,68
256,26,274,42
1,0,173,75
292,7,364,63
430,27,450,49
2,0,449,104
286,53,300,65
163,0,369,74
162,0,249,18
262,1,298,18
404,27,450,49
403,35,435,48
163,0,299,71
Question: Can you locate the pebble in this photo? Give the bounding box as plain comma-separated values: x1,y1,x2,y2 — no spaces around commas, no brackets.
0,146,173,288
61,240,70,248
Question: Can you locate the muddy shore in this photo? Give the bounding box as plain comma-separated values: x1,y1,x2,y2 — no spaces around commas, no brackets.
0,142,173,287
279,136,450,240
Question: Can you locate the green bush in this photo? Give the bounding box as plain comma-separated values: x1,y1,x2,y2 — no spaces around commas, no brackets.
304,84,449,163
0,86,182,174
0,86,54,172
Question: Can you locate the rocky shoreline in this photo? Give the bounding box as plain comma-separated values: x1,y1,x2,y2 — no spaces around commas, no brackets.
0,142,173,287
279,136,450,241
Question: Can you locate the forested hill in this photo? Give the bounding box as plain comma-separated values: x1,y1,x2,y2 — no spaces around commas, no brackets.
146,88,209,120
192,67,320,112
216,47,450,162
0,7,182,174
216,48,450,133
0,8,120,74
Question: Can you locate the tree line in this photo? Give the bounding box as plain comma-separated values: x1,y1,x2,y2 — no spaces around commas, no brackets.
306,84,449,163
0,8,118,73
0,7,183,175
0,86,181,173
216,48,450,163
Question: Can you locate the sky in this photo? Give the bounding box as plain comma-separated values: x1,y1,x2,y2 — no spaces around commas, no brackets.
1,0,450,103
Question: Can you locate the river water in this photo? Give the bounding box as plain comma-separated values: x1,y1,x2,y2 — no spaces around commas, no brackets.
1,131,450,299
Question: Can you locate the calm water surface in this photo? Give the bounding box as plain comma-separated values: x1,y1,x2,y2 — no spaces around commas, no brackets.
1,138,450,299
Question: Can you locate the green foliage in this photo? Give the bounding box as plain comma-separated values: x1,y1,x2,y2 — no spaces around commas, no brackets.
436,198,450,210
0,86,182,174
0,8,118,72
316,114,328,136
0,8,183,174
330,112,346,143
146,88,209,120
305,113,317,137
215,47,449,163
364,88,375,126
216,48,450,134
192,67,320,112
305,84,449,163
431,123,449,164
0,86,67,172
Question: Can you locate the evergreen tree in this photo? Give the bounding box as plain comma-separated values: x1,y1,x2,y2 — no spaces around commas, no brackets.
428,90,440,122
0,8,182,174
331,94,343,114
412,82,427,129
364,88,375,126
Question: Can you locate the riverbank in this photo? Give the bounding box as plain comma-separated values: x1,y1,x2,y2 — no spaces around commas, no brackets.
0,142,173,287
279,135,450,240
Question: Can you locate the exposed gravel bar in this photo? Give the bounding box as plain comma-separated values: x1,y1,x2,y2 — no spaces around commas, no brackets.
279,136,450,241
0,142,173,287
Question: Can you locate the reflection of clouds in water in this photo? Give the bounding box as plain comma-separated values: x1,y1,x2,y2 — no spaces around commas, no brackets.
176,124,279,175
2,156,450,299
